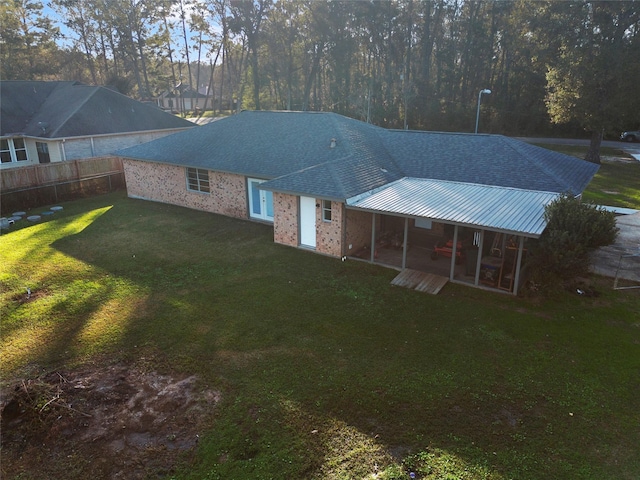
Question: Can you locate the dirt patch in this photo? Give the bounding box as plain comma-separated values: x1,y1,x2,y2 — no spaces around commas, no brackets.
1,362,221,479
9,287,50,305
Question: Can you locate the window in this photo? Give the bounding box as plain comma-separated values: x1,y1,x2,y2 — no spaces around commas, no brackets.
322,200,332,222
186,167,210,193
1,138,29,163
0,139,11,163
13,138,27,161
36,142,50,164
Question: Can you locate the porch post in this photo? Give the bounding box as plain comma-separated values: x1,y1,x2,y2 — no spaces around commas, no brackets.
401,217,409,269
449,225,459,281
370,213,376,263
474,230,485,286
513,236,525,295
341,204,347,258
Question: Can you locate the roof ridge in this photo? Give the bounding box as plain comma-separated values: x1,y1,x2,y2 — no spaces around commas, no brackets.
499,136,571,192
387,128,498,137
372,129,406,176
48,83,101,137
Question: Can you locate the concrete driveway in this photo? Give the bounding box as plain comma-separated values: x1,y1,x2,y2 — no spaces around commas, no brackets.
590,212,640,284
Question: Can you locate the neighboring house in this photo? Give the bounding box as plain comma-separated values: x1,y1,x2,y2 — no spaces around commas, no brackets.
0,81,193,169
117,111,599,295
156,88,211,112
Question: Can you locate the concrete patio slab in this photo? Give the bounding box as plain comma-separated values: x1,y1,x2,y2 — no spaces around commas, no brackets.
590,212,640,283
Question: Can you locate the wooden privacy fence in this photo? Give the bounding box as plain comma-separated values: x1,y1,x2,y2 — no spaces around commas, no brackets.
1,157,125,215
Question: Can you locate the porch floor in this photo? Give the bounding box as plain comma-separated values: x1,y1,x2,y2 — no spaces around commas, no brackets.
354,244,465,278
391,269,449,295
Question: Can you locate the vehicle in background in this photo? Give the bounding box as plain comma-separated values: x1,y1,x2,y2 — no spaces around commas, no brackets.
620,130,640,142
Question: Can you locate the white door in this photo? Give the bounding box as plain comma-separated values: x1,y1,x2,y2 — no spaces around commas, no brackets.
300,196,316,248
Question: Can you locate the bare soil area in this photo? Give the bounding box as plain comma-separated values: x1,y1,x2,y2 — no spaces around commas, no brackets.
1,362,221,479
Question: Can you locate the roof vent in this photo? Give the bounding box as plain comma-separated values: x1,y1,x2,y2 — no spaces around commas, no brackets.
38,122,49,134
330,138,337,148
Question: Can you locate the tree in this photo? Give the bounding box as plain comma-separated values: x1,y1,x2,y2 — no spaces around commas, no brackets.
543,1,640,164
0,0,61,80
228,0,270,110
52,0,99,84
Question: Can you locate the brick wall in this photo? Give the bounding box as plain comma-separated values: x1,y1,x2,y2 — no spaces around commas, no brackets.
273,195,345,258
345,209,373,255
316,201,343,257
123,159,247,219
273,192,298,247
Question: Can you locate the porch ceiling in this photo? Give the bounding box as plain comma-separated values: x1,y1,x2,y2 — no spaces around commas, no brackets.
346,177,559,238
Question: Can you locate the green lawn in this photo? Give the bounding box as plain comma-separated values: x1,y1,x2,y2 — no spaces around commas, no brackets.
535,144,640,209
1,192,639,479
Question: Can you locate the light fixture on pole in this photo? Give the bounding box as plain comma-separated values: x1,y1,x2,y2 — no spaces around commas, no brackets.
475,89,491,134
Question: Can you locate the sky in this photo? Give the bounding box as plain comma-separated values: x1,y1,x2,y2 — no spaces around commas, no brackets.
41,1,214,59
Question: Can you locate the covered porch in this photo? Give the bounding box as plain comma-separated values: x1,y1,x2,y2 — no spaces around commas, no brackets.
344,178,557,295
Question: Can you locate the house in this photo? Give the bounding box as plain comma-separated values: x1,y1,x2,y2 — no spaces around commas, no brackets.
156,87,212,113
117,110,599,294
0,81,194,169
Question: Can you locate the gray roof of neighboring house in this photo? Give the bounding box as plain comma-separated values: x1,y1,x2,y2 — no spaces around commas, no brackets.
1,81,193,139
117,110,599,200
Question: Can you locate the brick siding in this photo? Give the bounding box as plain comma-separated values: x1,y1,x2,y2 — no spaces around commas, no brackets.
273,193,298,247
316,201,343,257
123,159,247,219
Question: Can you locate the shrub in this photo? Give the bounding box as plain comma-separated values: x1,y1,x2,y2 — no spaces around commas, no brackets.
527,193,618,286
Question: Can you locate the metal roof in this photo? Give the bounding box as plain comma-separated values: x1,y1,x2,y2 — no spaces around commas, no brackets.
347,177,560,237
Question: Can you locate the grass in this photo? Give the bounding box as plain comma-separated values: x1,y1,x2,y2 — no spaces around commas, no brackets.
1,192,640,479
535,144,640,209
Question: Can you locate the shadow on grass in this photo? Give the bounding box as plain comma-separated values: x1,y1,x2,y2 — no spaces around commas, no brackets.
3,192,638,479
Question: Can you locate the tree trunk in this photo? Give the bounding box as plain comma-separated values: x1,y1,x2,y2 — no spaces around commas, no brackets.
163,16,178,92
302,43,323,111
585,129,602,165
251,47,260,110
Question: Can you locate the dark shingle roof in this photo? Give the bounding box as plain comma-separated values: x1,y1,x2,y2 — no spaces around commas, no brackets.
118,111,397,179
1,81,193,138
380,130,598,194
117,110,599,199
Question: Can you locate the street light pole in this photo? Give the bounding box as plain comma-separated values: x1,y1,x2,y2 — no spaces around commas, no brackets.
475,89,491,134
